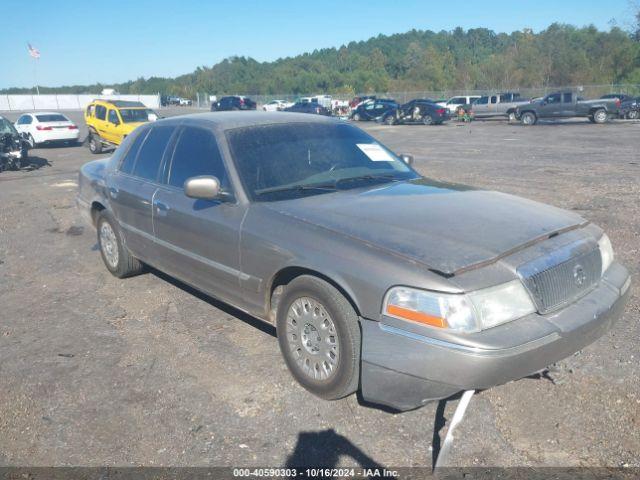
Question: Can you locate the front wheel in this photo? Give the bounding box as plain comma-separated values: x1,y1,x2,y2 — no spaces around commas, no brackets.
593,109,608,124
384,115,395,126
352,113,361,121
521,112,537,126
628,110,639,120
277,275,360,400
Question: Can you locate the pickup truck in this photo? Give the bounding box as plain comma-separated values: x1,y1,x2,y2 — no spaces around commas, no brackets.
472,92,530,120
516,91,620,125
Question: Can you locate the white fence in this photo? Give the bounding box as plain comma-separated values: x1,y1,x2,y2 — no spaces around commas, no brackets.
0,94,161,111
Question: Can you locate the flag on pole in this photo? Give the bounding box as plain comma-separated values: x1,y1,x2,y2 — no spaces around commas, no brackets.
27,43,40,59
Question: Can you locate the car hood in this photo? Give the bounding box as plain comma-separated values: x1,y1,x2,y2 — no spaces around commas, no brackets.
267,178,587,275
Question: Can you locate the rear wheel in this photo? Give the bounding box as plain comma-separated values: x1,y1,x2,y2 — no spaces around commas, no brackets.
96,211,144,278
384,115,395,126
277,275,360,400
627,110,639,120
89,133,103,154
422,115,434,125
28,134,37,148
593,109,608,124
352,113,361,121
521,112,537,126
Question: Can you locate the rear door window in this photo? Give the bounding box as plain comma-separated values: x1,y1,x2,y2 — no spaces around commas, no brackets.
562,93,573,103
167,127,228,189
132,125,176,181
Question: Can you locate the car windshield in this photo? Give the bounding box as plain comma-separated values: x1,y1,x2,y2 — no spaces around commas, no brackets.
0,117,18,135
35,114,68,122
227,122,418,201
119,108,153,123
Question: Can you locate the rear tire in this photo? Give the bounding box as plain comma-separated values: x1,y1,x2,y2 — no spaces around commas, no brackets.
89,133,103,154
422,115,434,125
521,112,537,126
276,275,360,401
352,113,361,121
384,115,395,126
96,211,144,278
627,110,639,120
593,109,608,124
28,134,37,148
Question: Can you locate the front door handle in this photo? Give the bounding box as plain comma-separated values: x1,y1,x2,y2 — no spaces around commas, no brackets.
108,187,119,199
155,200,170,216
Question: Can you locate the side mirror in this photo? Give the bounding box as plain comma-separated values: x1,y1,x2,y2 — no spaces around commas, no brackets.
184,176,223,200
399,154,414,166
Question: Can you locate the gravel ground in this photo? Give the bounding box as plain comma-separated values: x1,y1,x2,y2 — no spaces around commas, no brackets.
0,108,638,470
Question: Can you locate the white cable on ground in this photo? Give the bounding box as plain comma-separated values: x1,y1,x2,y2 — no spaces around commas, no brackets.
434,389,475,470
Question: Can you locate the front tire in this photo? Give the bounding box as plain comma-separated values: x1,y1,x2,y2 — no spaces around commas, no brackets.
521,112,537,126
28,134,37,148
276,275,360,400
96,211,144,278
629,110,639,120
384,115,395,126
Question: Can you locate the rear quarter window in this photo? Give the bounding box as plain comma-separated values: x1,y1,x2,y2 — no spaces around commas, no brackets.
95,105,107,120
118,128,150,175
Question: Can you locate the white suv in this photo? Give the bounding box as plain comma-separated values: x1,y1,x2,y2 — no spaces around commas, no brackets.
437,96,481,114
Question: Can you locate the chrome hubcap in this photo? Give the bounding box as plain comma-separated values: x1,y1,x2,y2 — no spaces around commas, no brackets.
100,222,119,268
286,297,339,381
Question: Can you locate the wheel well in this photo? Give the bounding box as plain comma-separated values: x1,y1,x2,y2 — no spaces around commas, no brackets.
520,110,536,116
267,267,361,323
590,107,606,114
90,201,106,225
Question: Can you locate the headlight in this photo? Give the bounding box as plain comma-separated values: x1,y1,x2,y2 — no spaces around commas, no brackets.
598,233,614,275
383,280,536,333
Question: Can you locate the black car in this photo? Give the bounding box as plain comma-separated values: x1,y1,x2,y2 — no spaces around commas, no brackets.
211,96,257,111
283,102,331,115
619,96,639,119
351,99,398,121
380,99,449,125
601,94,634,117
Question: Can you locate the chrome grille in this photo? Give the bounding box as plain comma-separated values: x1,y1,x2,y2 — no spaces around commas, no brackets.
520,248,602,314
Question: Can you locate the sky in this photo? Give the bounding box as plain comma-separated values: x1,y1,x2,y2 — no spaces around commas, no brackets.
0,0,634,89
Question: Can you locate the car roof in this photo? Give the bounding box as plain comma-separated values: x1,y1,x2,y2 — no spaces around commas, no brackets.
31,111,70,117
92,99,146,108
154,111,338,131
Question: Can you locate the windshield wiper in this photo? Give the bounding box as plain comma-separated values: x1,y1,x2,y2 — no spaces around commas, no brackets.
334,173,399,187
255,182,337,196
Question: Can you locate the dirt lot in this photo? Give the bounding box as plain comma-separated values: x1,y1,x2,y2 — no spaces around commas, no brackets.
0,108,638,470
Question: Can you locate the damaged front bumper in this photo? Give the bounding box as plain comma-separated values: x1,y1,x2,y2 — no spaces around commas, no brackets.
360,262,630,411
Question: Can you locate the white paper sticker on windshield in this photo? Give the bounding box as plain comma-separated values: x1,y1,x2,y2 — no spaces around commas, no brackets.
357,143,394,161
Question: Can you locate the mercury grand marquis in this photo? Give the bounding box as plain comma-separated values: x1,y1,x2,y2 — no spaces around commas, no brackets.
77,112,630,411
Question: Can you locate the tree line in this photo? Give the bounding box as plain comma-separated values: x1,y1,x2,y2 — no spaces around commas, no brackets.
3,22,640,97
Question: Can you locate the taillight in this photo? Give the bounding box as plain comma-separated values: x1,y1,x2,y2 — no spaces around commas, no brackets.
240,98,245,105
36,125,52,131
68,125,78,130
616,99,621,107
316,107,321,113
436,108,446,115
